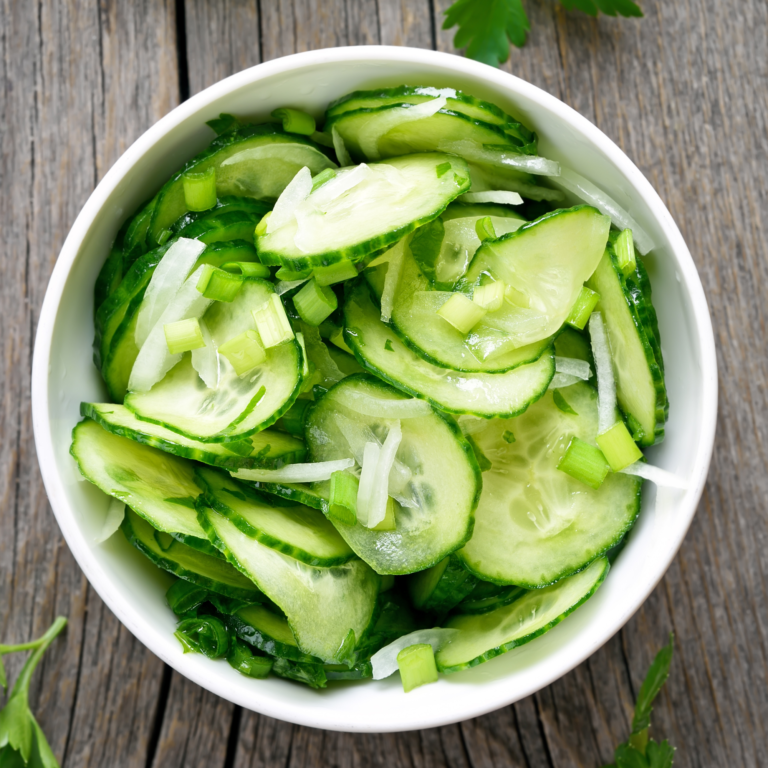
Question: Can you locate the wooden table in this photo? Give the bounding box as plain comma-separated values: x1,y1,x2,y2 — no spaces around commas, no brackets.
2,1,765,765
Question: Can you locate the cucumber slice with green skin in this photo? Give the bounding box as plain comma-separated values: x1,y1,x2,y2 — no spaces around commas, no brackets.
453,583,527,616
81,403,306,470
456,383,642,587
198,503,380,662
436,557,609,672
343,281,556,418
305,375,481,575
256,154,471,271
125,279,302,443
195,466,355,567
122,508,262,600
325,86,537,151
148,125,336,247
324,662,373,681
384,247,551,374
122,197,157,271
459,206,611,355
94,220,130,310
170,196,272,235
71,419,212,541
228,604,321,663
407,554,478,614
586,247,667,446
245,481,329,513
272,657,327,689
632,256,665,375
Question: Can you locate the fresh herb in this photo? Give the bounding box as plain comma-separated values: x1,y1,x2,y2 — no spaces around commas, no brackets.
0,617,68,767
603,634,676,767
443,0,643,67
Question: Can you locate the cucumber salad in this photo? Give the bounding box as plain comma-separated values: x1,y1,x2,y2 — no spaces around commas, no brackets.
73,85,673,693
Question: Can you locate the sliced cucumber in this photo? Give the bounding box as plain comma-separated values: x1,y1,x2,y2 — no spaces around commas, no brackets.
148,125,336,246
71,419,209,541
325,86,536,150
453,582,527,616
82,403,306,470
436,557,609,672
384,247,550,373
245,481,329,512
586,246,667,446
305,375,480,574
170,196,272,234
456,383,642,587
195,466,355,567
95,220,130,310
343,281,555,418
256,154,470,270
122,197,157,271
124,279,302,442
228,604,321,663
121,508,260,600
459,206,611,355
199,502,380,662
407,554,478,614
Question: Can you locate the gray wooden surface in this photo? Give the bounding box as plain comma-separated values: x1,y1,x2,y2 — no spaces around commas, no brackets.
1,1,766,765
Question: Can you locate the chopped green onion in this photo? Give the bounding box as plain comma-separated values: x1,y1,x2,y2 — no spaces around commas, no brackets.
596,421,643,472
311,130,334,148
437,292,487,334
252,294,294,347
566,286,601,330
255,212,271,236
295,332,310,377
330,326,353,354
614,229,636,276
182,166,217,212
164,318,206,355
221,261,270,278
196,265,244,302
502,430,516,444
313,260,358,286
397,643,439,693
475,216,497,242
175,615,229,659
271,107,316,136
166,579,209,616
311,168,337,191
372,497,396,531
293,279,338,326
157,228,172,245
557,437,610,489
219,330,266,376
436,161,452,178
552,390,578,415
275,265,312,281
329,470,358,525
384,339,394,352
227,639,273,679
473,280,506,312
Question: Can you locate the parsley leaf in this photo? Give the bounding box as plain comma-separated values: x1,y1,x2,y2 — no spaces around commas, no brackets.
443,0,643,66
632,633,674,734
645,740,675,768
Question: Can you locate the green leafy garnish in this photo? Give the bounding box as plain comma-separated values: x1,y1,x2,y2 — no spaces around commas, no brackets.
603,634,676,767
443,0,643,67
0,617,67,767
553,389,578,415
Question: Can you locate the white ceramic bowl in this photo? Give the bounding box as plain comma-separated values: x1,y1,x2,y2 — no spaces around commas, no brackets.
31,46,717,733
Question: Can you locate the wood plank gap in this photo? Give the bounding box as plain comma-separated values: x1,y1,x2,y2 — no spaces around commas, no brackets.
256,0,265,66
428,0,438,51
531,697,556,768
457,721,478,768
144,664,174,768
175,0,190,102
223,705,243,768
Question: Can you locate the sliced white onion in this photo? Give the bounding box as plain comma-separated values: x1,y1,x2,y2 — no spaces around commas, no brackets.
310,163,371,206
135,237,207,348
339,391,432,419
191,317,219,389
95,498,125,544
437,140,561,176
356,442,380,527
332,126,353,167
459,190,523,206
380,239,407,323
371,628,460,680
555,356,592,380
232,458,355,484
548,372,582,390
367,421,402,529
267,166,312,234
620,462,687,489
588,312,616,434
549,167,654,254
359,94,449,161
275,278,309,296
128,266,215,393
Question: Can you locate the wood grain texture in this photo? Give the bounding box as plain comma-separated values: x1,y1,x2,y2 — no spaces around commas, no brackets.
2,0,767,766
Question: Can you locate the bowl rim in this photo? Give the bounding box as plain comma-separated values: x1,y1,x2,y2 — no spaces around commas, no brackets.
31,45,718,732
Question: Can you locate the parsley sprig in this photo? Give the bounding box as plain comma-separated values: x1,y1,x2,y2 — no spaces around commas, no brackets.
0,617,68,768
604,634,676,768
443,0,643,67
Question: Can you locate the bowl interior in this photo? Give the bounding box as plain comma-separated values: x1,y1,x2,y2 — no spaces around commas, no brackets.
33,47,716,732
